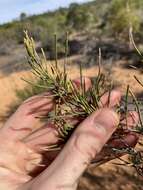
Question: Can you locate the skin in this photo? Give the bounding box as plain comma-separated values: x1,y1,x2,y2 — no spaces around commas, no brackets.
0,77,139,190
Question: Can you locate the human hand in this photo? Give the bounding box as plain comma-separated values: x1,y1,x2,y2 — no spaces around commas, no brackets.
0,78,138,190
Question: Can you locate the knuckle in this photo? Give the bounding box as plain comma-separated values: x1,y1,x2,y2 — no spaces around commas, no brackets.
17,102,30,114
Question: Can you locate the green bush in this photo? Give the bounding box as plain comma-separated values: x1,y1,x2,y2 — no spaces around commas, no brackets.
1,79,47,120
66,3,93,31
107,0,142,39
15,79,47,101
1,0,142,48
20,12,27,22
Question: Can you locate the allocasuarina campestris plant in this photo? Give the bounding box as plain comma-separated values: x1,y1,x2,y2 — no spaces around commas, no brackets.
24,30,143,175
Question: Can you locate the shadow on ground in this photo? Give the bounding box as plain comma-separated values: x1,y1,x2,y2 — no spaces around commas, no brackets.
78,164,143,190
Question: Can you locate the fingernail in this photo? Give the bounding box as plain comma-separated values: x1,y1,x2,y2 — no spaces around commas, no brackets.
124,133,138,147
94,109,119,132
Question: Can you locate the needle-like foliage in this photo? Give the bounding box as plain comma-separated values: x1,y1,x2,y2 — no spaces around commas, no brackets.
24,30,143,176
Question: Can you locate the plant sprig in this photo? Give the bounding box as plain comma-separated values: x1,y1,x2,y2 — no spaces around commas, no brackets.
24,31,143,176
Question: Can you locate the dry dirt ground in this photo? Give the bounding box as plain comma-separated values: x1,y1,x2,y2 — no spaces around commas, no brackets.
0,47,143,189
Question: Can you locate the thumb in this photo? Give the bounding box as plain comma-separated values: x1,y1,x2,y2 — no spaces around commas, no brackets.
30,108,119,190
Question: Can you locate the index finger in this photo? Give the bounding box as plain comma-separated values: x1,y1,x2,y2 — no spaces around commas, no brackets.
1,92,54,140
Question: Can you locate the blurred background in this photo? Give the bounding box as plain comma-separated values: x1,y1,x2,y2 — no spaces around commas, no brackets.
0,0,143,189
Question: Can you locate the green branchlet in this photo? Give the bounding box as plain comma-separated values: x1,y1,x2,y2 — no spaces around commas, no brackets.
24,31,143,175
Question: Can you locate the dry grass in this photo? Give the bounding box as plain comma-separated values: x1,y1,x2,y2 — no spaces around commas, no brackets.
0,59,142,119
